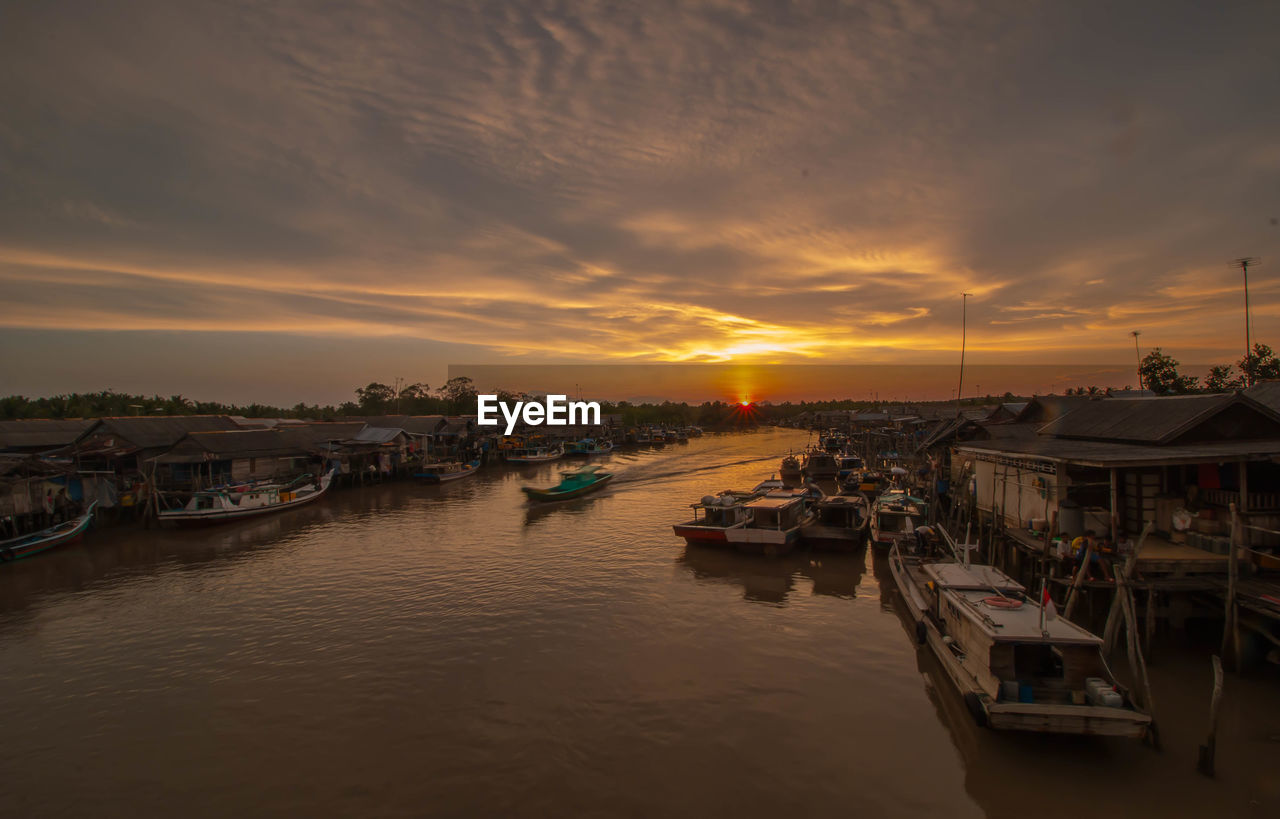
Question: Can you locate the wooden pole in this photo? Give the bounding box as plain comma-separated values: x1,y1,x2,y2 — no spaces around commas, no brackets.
1121,581,1159,748
1222,503,1242,670
1103,521,1153,654
1197,655,1225,777
1064,540,1094,621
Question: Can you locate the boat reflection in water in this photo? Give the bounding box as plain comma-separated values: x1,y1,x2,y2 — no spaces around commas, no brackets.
678,544,868,605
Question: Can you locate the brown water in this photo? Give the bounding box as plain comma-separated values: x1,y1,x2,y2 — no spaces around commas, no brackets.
1,428,1277,817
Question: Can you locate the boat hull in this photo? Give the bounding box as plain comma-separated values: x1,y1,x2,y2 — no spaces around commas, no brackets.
415,461,480,483
522,473,613,502
723,526,804,557
0,502,97,563
800,524,866,552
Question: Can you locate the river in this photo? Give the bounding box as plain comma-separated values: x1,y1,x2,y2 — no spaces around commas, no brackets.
1,428,1276,817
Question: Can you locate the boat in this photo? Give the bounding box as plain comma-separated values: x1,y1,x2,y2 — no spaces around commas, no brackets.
724,488,816,557
522,464,614,502
802,448,840,479
158,469,334,526
672,489,762,545
819,431,848,453
801,494,869,551
415,458,480,483
835,453,865,480
752,475,788,493
565,438,614,456
0,501,98,563
779,454,803,487
888,541,1151,737
505,443,564,463
870,489,928,550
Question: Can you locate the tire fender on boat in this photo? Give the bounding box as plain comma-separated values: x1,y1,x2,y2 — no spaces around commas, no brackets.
964,692,988,728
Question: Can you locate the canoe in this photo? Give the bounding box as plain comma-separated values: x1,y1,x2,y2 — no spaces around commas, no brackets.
522,465,614,502
0,501,98,563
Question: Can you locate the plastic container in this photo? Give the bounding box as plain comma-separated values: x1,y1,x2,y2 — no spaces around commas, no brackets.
1018,684,1034,703
1000,680,1019,702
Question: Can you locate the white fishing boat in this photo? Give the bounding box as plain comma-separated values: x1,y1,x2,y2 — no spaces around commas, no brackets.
724,489,816,557
415,458,480,483
889,543,1150,737
159,469,333,526
672,489,762,545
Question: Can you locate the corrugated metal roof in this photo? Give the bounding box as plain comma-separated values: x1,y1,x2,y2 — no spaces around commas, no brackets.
360,415,446,434
1037,393,1280,444
93,416,241,450
1245,380,1280,412
351,427,407,444
154,428,314,460
0,419,98,450
957,436,1280,467
1013,395,1097,424
284,422,369,443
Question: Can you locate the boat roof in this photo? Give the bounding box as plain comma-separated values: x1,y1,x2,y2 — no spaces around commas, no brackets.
746,493,807,510
924,562,1024,592
949,587,1103,645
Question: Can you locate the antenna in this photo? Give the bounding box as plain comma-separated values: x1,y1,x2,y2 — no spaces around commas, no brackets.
1130,330,1142,390
956,293,972,417
1233,257,1260,384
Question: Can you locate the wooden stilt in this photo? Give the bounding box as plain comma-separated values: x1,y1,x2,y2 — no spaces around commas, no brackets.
1121,581,1160,749
1197,655,1224,776
1064,541,1094,621
1103,521,1153,654
1222,504,1241,671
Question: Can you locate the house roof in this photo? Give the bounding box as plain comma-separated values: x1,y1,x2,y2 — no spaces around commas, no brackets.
1037,392,1280,445
91,416,242,450
350,427,407,445
283,422,369,443
1013,395,1098,424
153,428,315,462
0,419,98,451
957,436,1280,468
1245,380,1280,412
359,415,446,434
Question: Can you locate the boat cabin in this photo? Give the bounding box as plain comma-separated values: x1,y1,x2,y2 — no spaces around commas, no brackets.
745,491,811,530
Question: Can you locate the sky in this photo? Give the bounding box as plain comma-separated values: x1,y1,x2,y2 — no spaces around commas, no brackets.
1,0,1277,405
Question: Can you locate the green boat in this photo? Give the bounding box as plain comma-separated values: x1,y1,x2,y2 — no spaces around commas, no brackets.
522,465,614,502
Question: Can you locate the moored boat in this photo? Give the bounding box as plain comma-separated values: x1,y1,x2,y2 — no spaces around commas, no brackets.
0,501,98,563
415,458,480,483
870,489,927,550
888,544,1151,737
801,494,869,551
835,453,864,480
158,469,333,526
802,448,839,479
724,488,815,557
505,443,565,463
565,438,614,456
522,464,614,502
672,488,762,545
779,454,803,487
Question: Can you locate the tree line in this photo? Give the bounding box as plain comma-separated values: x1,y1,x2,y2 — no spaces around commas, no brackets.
1134,343,1280,396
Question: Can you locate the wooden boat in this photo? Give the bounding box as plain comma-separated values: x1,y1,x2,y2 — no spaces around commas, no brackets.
522,465,614,502
505,443,564,463
415,458,480,483
835,454,864,480
802,448,840,479
889,543,1151,737
565,438,614,456
724,489,816,557
672,489,762,545
801,494,869,551
779,454,803,487
159,470,333,526
870,489,927,550
0,501,98,563
842,469,886,499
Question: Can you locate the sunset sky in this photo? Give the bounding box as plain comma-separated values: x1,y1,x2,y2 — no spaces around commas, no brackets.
2,0,1277,405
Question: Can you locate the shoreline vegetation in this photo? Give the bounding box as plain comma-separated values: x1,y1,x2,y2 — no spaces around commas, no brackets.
3,345,1275,426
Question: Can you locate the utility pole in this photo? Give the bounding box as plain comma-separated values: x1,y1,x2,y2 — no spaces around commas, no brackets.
1234,258,1260,385
1131,331,1143,390
956,293,972,417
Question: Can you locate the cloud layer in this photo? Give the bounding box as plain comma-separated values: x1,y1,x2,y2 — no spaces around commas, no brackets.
2,0,1278,400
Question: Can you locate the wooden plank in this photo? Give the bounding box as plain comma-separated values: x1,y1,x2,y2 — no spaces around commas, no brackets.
1104,521,1153,654
1197,655,1225,777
